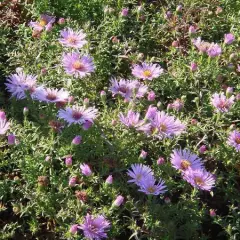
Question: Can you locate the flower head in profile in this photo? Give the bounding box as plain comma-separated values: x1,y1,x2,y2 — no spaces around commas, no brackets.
207,43,222,57
138,175,167,195
59,28,87,48
211,93,235,112
193,37,211,53
33,88,69,103
170,149,203,171
171,99,184,111
0,118,10,135
132,62,163,80
29,14,55,32
58,105,98,126
227,130,240,152
127,163,153,186
62,52,95,78
119,110,142,128
79,214,110,239
183,169,216,191
80,163,92,176
144,105,158,121
224,33,235,45
5,70,38,100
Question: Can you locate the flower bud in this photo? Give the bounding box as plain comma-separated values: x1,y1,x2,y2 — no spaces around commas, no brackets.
69,176,77,187
8,134,16,145
157,157,165,165
58,18,65,24
83,98,89,107
199,145,207,154
72,135,82,145
164,197,171,204
172,40,180,48
210,209,216,217
176,5,183,13
45,24,53,32
121,8,129,16
45,155,51,162
190,62,198,72
224,33,235,45
82,121,93,130
23,107,29,116
113,195,124,207
189,26,197,36
229,53,238,62
106,175,113,184
226,87,233,97
65,156,72,167
69,224,78,234
147,91,156,101
111,119,117,126
140,150,147,159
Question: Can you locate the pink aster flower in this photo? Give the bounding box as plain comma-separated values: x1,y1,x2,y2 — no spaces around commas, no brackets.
224,33,235,45
227,130,240,152
33,88,69,103
207,43,222,57
183,169,216,191
80,163,92,176
62,52,95,78
141,111,186,139
170,149,203,171
5,70,38,100
193,37,211,53
29,14,55,32
138,175,167,195
79,214,110,239
58,105,98,126
129,80,148,98
144,105,158,121
59,28,87,48
0,118,10,135
127,163,153,186
132,62,163,80
211,93,235,112
119,110,142,128
171,99,184,111
113,195,124,207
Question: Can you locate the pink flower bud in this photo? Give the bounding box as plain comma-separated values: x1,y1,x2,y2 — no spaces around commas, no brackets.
176,5,183,13
157,157,165,165
210,209,216,217
68,96,74,103
164,11,172,19
45,156,51,162
236,93,240,101
106,175,113,184
190,62,198,72
83,98,89,107
45,23,53,32
65,157,72,167
69,177,77,187
226,87,233,97
8,134,16,145
199,145,207,154
80,163,92,176
58,18,65,24
224,33,235,45
69,224,78,234
140,150,147,159
164,197,171,204
113,195,124,207
191,119,198,125
172,40,179,48
23,107,29,116
41,68,47,75
121,8,129,16
189,25,197,35
82,121,93,130
72,135,82,145
147,91,156,101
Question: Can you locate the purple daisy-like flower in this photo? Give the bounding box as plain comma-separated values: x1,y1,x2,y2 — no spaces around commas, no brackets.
33,88,69,103
109,78,133,100
5,70,38,100
132,62,164,80
58,105,98,126
80,163,92,176
207,43,222,57
170,149,204,171
62,52,95,78
142,111,186,139
224,33,235,45
138,175,167,195
79,214,110,239
119,110,142,128
128,80,148,98
29,14,55,32
183,169,216,191
211,93,235,112
59,28,87,48
227,130,240,152
144,105,158,121
193,37,211,53
0,119,10,135
127,163,153,186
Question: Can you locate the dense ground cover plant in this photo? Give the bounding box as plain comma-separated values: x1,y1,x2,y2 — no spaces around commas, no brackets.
1,0,240,239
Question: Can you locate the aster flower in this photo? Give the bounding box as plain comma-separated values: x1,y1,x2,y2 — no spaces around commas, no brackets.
171,99,184,111
80,163,92,176
5,70,38,100
207,43,222,57
62,52,95,78
132,62,163,80
127,163,153,186
138,175,167,195
29,14,55,32
141,111,186,139
193,37,211,53
58,105,98,126
59,28,87,48
119,110,142,128
224,33,235,45
183,169,216,191
170,149,203,171
144,105,158,121
0,119,10,135
129,80,148,98
33,88,69,103
227,130,240,152
79,214,110,239
211,93,235,112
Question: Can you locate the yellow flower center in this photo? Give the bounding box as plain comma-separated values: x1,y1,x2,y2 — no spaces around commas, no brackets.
39,19,47,27
67,37,77,44
180,160,191,170
194,177,204,186
147,186,155,193
159,124,167,132
73,61,84,71
235,137,240,144
143,70,152,77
